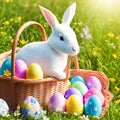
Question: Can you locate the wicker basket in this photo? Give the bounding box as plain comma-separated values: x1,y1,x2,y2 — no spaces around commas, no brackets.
0,21,113,116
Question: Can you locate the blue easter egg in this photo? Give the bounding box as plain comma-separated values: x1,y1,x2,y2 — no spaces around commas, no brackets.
0,67,2,75
0,98,9,116
84,95,102,116
1,58,12,76
71,76,85,84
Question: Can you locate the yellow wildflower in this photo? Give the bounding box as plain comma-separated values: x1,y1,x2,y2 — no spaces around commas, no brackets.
11,39,14,43
0,27,3,30
4,0,13,2
93,47,99,51
112,54,118,59
4,21,10,25
0,32,5,35
109,77,116,82
10,18,14,22
4,70,11,77
107,32,115,38
17,16,22,22
23,3,30,8
115,86,120,91
115,36,119,40
33,3,37,7
118,46,120,49
20,39,27,45
115,99,120,104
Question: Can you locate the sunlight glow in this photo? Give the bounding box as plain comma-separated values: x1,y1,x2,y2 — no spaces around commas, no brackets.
99,0,114,6
93,0,120,14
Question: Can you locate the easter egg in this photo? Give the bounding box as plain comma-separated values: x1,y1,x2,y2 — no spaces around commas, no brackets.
26,63,43,80
0,98,9,116
0,67,2,75
15,59,27,79
66,95,83,115
83,88,104,105
67,80,71,88
84,95,102,116
71,75,84,84
64,88,83,101
72,81,88,95
48,92,66,112
1,57,11,76
21,96,41,119
86,76,102,91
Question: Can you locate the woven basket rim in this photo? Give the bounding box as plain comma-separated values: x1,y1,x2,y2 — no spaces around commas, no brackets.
0,75,66,84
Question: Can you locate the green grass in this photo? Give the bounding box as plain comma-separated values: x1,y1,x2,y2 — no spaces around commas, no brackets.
0,0,120,119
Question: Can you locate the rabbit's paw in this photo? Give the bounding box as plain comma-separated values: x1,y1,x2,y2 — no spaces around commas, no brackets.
52,71,66,80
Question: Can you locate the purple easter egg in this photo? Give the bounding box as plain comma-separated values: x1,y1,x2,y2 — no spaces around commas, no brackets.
48,92,66,112
64,88,83,101
86,76,102,91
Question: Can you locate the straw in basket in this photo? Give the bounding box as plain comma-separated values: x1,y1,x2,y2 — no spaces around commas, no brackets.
0,21,113,116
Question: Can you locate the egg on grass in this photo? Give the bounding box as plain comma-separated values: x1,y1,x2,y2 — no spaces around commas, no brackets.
0,98,9,117
48,92,66,112
66,94,83,115
84,95,102,116
21,96,41,119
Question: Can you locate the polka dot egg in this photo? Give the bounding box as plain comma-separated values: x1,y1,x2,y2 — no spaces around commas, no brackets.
84,95,102,116
83,88,104,105
0,98,9,116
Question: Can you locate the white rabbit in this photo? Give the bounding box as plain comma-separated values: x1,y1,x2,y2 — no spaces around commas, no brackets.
16,3,79,79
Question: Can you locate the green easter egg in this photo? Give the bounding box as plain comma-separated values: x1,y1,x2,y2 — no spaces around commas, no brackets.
71,82,88,95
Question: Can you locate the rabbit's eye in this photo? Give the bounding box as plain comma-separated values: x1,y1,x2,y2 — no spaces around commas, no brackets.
60,36,64,41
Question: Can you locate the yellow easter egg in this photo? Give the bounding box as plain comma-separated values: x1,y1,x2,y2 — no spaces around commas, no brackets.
26,63,43,80
66,94,83,115
67,80,71,88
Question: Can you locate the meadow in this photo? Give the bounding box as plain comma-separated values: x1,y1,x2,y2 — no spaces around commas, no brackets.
0,0,120,119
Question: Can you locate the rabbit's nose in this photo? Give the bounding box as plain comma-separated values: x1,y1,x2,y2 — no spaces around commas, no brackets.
72,47,76,52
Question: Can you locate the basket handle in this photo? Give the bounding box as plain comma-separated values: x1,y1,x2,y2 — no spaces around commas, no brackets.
65,55,79,79
11,21,47,78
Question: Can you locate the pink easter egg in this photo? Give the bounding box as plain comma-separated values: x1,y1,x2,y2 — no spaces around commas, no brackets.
83,88,104,105
15,59,27,79
86,76,102,91
48,92,66,112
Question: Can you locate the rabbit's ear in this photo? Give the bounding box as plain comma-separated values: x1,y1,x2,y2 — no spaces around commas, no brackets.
62,3,76,26
39,6,59,28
